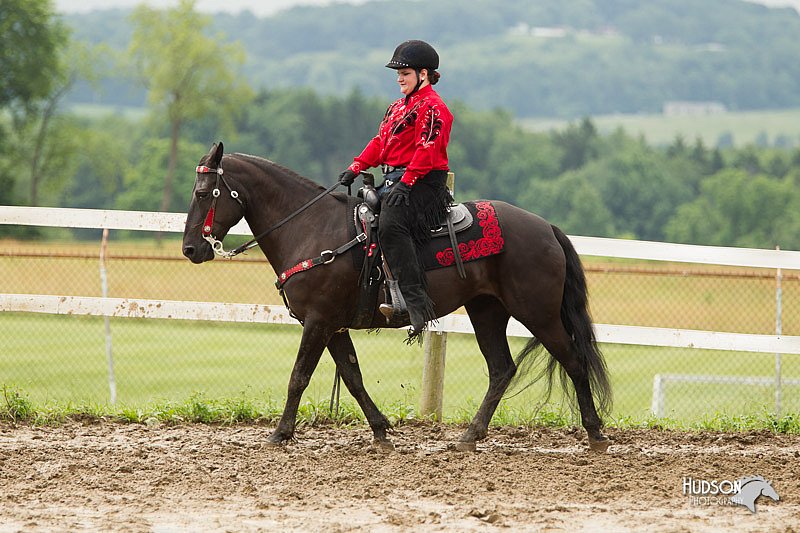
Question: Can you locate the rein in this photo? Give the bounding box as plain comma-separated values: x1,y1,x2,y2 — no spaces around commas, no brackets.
230,180,343,257
196,161,343,259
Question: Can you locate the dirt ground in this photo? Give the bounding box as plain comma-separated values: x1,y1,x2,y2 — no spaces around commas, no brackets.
0,421,797,532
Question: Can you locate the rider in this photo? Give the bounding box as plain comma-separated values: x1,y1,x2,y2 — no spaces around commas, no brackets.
339,39,453,339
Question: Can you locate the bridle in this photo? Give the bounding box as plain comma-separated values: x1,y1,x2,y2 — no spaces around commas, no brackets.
196,164,244,258
195,160,343,259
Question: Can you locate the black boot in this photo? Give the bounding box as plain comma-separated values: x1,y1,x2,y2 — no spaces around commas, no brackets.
379,281,433,339
400,283,434,338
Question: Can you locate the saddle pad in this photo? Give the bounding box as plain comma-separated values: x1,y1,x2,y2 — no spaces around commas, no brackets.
421,201,505,271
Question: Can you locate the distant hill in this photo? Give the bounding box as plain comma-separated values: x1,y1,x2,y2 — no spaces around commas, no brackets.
748,0,800,11
64,0,800,119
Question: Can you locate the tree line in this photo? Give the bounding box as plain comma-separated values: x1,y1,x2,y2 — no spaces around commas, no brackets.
63,0,800,117
2,0,799,250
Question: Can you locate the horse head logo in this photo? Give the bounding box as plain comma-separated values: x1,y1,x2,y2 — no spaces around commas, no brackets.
729,476,779,513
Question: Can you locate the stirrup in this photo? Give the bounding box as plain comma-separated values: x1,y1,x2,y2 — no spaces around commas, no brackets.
380,280,407,321
379,303,394,319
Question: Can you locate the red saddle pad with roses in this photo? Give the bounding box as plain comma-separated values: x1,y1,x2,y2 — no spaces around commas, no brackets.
421,201,505,271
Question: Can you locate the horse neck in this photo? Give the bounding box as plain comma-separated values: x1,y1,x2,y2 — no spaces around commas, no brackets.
237,158,337,270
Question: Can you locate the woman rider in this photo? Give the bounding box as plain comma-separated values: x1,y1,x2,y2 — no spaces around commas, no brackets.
339,40,453,340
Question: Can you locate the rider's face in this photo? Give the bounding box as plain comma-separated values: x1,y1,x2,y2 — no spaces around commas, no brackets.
397,68,428,96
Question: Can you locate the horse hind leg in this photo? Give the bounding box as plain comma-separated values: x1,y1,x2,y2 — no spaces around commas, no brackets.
326,331,394,451
533,324,610,452
457,295,516,452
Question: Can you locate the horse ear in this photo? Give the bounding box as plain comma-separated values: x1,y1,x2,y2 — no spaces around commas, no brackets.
209,141,224,167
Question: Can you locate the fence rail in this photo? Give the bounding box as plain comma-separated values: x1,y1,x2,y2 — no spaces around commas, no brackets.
4,293,799,355
3,205,800,268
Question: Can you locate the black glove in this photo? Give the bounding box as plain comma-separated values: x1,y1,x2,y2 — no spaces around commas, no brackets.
386,181,411,207
338,169,357,186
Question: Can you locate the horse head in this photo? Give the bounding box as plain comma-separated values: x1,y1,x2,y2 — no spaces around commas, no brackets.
182,142,246,263
731,476,780,513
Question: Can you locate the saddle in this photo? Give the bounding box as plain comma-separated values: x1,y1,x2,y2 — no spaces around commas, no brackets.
350,184,473,329
359,184,473,235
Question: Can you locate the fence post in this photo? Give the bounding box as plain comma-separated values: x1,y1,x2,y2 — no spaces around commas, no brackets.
420,171,455,420
651,374,664,417
775,245,783,416
99,229,117,405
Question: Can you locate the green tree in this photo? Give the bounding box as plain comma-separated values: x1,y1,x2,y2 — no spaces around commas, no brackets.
127,0,253,212
523,133,705,241
590,143,702,240
62,115,136,209
484,126,560,204
0,0,68,206
520,171,616,237
551,117,600,173
232,88,385,185
12,42,105,206
665,169,800,248
116,137,207,213
447,104,561,202
0,0,66,111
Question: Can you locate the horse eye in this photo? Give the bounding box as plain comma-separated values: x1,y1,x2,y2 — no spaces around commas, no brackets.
195,190,210,200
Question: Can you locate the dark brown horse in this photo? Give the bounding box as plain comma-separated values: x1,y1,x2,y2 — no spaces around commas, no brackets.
182,142,612,452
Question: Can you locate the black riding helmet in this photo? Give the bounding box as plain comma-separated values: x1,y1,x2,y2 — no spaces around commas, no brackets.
385,40,439,71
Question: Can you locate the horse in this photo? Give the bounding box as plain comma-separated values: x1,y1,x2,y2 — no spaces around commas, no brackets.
182,142,612,452
730,476,780,513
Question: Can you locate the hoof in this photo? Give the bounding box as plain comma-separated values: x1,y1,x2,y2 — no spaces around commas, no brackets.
265,431,292,448
588,437,610,453
455,441,477,452
372,439,395,452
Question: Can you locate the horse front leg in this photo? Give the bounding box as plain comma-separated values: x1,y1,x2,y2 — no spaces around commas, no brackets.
327,331,394,450
268,321,330,446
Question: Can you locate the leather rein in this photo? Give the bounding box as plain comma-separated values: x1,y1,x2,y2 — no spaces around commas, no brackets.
196,162,344,259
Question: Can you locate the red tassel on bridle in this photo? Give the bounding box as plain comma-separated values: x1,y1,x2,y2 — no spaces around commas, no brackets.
202,206,215,237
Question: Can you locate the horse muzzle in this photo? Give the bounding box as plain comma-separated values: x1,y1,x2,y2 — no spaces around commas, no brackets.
182,241,215,264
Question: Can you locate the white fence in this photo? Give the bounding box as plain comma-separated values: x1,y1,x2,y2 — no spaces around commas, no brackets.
2,205,800,415
651,374,800,418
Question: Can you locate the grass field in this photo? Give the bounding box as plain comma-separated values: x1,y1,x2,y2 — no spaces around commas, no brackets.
2,312,798,426
2,238,798,425
520,108,800,147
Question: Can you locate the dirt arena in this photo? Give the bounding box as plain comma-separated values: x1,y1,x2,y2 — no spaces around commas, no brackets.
0,421,797,532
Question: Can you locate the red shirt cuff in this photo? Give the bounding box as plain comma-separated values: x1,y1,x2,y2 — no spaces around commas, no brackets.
400,172,420,186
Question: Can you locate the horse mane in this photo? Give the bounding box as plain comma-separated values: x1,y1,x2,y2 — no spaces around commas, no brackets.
229,153,326,192
739,476,768,486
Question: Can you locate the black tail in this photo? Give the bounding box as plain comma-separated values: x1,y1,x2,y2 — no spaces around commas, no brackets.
512,225,612,414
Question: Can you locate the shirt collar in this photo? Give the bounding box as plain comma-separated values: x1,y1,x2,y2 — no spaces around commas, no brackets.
404,83,434,106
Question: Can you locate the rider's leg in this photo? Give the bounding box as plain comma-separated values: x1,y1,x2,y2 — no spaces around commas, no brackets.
378,202,433,336
378,171,450,338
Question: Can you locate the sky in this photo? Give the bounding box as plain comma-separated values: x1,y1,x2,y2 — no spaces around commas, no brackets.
53,0,800,16
54,0,368,17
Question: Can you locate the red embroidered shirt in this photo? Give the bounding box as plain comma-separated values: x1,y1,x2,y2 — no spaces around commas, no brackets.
348,84,452,186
